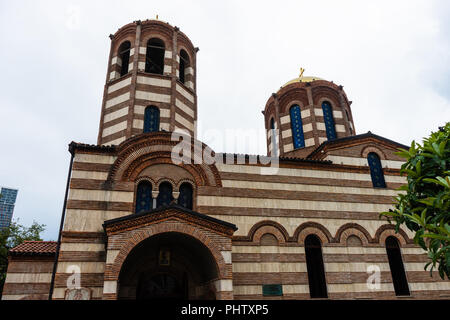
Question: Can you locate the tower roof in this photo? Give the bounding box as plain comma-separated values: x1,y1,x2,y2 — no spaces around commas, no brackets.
281,75,323,88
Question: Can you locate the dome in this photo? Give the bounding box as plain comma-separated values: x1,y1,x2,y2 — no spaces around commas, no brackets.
281,75,323,88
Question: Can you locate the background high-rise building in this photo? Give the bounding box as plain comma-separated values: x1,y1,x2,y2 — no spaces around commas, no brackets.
0,186,18,228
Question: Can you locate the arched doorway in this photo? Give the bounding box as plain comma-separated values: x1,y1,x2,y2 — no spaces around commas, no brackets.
117,232,218,300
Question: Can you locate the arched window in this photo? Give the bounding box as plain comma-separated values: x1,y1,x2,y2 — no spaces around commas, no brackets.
385,236,410,296
321,101,336,141
157,182,174,207
179,50,190,84
270,118,278,157
178,183,193,210
367,152,386,188
118,41,131,77
305,234,328,298
145,38,165,75
144,106,160,133
289,105,305,149
135,181,152,213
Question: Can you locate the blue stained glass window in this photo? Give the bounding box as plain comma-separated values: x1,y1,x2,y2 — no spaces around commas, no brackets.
289,105,305,149
157,182,174,207
178,183,193,210
367,152,386,188
144,106,160,133
321,101,336,141
135,181,152,213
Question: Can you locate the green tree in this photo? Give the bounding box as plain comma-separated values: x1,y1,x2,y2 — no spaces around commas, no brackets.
0,220,46,297
381,122,450,279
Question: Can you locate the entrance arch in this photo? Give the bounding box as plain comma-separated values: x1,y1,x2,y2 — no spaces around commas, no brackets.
118,232,219,300
102,205,236,300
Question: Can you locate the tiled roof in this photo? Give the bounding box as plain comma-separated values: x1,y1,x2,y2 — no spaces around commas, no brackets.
9,241,57,256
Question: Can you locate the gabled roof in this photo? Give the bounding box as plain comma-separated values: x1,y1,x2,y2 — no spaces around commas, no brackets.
9,241,57,256
103,203,238,236
307,131,409,159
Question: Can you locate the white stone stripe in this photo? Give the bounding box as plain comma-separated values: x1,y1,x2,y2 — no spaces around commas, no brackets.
1,295,28,300
198,196,392,213
74,154,116,164
60,243,105,252
107,78,131,94
103,136,126,146
175,98,195,118
214,279,233,292
138,61,145,70
164,50,172,58
233,246,425,255
186,66,194,75
164,65,172,74
333,110,343,118
5,273,52,283
232,262,430,273
68,189,133,202
284,143,294,152
136,76,171,88
104,106,129,123
133,119,144,130
71,170,109,180
102,121,127,138
139,46,146,55
325,156,404,169
305,137,315,147
280,115,290,125
109,71,119,81
221,180,401,196
105,92,130,109
216,164,406,183
336,124,346,133
175,113,194,131
103,281,117,294
56,262,105,274
176,83,195,103
135,90,171,103
106,250,120,264
64,209,131,233
315,108,323,116
410,282,450,291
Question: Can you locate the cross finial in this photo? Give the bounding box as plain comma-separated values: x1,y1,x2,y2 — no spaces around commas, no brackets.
156,14,159,20
299,67,305,78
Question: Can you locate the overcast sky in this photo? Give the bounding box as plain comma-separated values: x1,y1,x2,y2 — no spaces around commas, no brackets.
0,0,449,240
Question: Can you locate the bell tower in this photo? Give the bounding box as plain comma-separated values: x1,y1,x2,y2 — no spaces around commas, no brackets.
263,71,356,158
97,19,198,145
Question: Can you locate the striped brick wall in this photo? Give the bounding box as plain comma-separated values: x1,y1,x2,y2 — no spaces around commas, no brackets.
2,258,54,300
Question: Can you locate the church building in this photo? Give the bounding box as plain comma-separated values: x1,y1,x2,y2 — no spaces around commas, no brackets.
2,19,449,300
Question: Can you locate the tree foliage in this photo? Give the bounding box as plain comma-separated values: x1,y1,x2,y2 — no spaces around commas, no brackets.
0,220,46,296
381,122,450,279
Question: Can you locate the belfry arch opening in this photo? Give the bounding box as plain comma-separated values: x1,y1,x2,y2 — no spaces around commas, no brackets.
145,38,165,75
117,232,219,300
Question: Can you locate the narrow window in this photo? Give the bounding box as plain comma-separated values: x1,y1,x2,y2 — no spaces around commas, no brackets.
118,41,131,77
145,38,165,75
270,118,278,157
367,152,386,188
321,101,336,141
135,181,152,213
386,236,410,296
179,50,190,84
290,105,305,149
305,234,328,298
178,183,193,210
157,182,174,207
144,106,160,133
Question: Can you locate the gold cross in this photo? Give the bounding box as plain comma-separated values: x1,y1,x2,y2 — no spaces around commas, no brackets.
299,68,305,78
